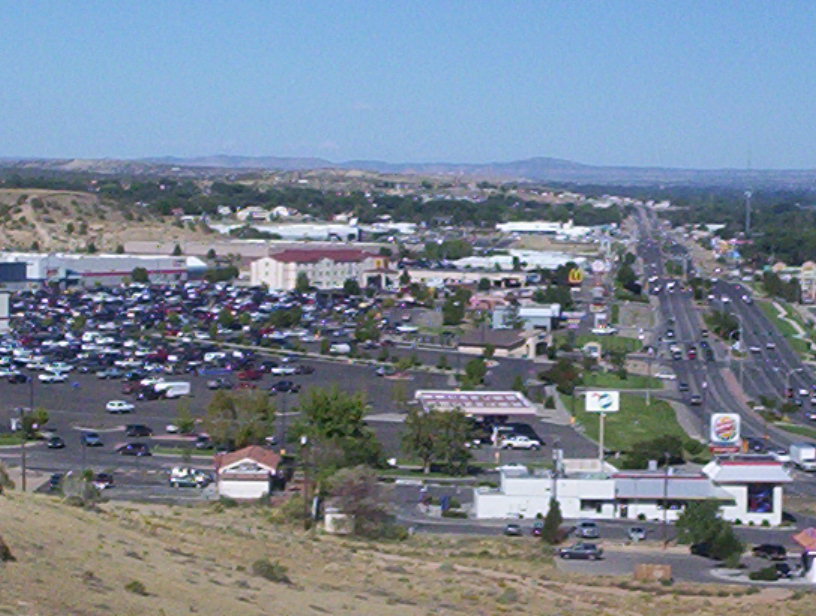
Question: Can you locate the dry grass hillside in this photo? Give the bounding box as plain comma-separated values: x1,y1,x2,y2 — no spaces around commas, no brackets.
0,189,212,253
0,493,812,616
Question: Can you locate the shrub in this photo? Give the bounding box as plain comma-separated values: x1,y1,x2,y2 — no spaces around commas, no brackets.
0,534,15,562
124,580,148,595
748,566,779,582
542,498,563,545
761,519,770,527
441,509,467,519
252,558,291,584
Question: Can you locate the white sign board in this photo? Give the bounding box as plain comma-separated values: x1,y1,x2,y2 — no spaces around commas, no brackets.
0,292,8,333
585,391,620,413
710,413,741,445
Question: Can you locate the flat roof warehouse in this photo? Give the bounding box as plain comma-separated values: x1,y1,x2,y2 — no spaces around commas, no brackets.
414,390,537,416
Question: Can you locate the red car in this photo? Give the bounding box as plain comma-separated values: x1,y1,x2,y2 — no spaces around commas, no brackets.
237,369,263,381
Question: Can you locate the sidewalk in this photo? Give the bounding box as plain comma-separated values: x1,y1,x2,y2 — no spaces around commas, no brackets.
546,387,575,426
667,400,704,441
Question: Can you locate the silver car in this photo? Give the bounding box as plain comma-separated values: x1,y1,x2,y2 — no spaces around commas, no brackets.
575,521,600,538
628,526,646,542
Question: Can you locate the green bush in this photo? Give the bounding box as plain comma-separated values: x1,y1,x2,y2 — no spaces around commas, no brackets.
441,509,468,519
124,580,148,595
748,566,779,582
252,558,291,584
684,439,705,455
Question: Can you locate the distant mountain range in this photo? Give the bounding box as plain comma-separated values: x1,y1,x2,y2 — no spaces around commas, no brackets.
2,154,816,189
143,155,816,188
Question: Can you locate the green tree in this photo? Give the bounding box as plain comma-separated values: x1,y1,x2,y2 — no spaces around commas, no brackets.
206,248,217,260
482,343,495,359
477,277,491,291
320,338,331,354
294,387,384,476
462,357,487,388
343,278,361,296
399,269,411,286
203,390,276,450
175,399,196,434
542,498,564,544
131,267,149,283
511,374,527,395
295,272,310,293
675,501,744,560
71,313,87,333
402,407,437,474
217,307,235,328
541,359,582,395
86,242,97,254
430,409,472,475
115,244,124,254
22,408,49,438
172,243,182,256
436,355,450,370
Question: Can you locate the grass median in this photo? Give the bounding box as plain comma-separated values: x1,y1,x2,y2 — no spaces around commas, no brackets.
581,372,663,390
561,391,688,452
774,423,816,441
554,332,642,354
152,445,213,458
0,433,26,446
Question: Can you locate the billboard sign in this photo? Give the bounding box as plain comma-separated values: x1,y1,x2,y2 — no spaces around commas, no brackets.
710,413,741,447
585,391,620,413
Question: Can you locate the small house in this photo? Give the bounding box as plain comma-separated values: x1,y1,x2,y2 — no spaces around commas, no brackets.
215,445,282,500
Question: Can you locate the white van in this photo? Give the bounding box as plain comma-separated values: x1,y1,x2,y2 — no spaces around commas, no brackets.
155,381,191,399
329,343,351,355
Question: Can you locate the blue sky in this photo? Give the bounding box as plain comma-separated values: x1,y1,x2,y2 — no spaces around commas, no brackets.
0,1,814,168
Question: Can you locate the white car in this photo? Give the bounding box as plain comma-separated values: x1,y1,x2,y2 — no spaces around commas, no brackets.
270,365,297,376
749,346,761,353
106,400,135,414
501,435,542,450
591,327,618,336
798,388,809,398
46,362,73,373
766,342,776,350
38,372,68,383
772,450,792,465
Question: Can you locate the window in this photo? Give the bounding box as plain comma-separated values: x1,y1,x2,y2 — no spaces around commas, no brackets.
748,484,774,513
580,499,606,513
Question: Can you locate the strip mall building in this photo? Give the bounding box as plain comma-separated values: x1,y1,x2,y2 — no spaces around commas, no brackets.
473,456,792,526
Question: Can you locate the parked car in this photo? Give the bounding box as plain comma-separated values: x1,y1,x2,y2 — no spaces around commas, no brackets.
92,472,114,490
125,424,153,437
169,466,211,488
627,527,646,542
503,523,522,537
47,436,66,449
270,380,300,393
194,434,213,450
575,521,600,538
207,377,234,390
689,394,702,406
106,400,135,414
8,373,29,384
81,432,103,447
501,435,542,450
237,369,263,381
752,544,787,560
38,372,68,384
48,473,63,491
116,442,152,456
558,543,604,560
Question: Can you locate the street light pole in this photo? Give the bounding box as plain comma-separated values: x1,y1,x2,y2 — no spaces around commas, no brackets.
662,451,670,549
301,435,311,530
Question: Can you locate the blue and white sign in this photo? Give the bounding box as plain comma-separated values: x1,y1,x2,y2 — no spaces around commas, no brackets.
585,390,620,413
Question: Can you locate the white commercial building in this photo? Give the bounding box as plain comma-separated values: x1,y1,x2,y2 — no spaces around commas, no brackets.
0,252,207,286
452,250,587,272
210,222,360,241
495,220,597,240
473,456,791,526
249,248,390,290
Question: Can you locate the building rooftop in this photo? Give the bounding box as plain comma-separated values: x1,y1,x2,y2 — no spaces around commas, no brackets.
415,390,536,416
269,248,378,264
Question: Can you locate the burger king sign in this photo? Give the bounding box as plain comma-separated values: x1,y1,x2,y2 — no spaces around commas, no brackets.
710,413,741,445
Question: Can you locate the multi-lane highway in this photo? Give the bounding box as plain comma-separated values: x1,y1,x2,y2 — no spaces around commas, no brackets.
634,208,790,450
714,280,814,412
